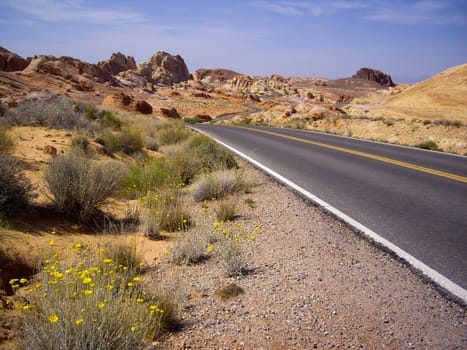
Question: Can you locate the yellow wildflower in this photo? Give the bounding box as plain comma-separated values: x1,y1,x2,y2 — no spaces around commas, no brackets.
136,298,144,303
49,314,59,323
130,326,137,332
84,290,93,296
49,240,55,246
82,277,92,284
75,318,84,325
127,282,134,287
98,303,105,309
19,278,28,284
132,277,141,282
249,235,256,241
103,259,112,264
207,245,213,252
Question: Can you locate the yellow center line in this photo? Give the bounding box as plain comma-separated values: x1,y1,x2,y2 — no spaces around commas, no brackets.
235,126,467,183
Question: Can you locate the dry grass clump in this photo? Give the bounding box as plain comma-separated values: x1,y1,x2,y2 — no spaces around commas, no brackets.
192,169,254,202
45,153,127,222
0,155,34,220
13,242,179,350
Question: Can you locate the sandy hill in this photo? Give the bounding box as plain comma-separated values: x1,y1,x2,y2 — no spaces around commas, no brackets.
380,63,467,121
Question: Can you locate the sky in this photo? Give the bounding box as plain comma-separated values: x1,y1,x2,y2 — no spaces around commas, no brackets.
0,0,466,83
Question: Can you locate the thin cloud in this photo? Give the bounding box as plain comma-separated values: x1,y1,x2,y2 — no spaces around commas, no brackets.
253,1,368,16
1,0,146,24
365,0,465,25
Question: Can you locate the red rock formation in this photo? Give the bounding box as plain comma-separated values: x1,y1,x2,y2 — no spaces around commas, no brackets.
0,47,29,71
137,51,190,85
97,52,137,75
160,107,181,119
193,68,241,82
352,67,395,87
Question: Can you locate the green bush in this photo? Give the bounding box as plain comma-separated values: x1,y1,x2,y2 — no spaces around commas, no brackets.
158,125,191,145
117,128,144,155
0,155,34,218
122,157,178,198
0,127,14,153
192,170,254,202
416,140,439,151
96,128,144,155
45,153,127,222
101,111,122,130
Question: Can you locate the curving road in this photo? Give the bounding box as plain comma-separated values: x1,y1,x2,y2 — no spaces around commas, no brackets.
191,124,467,302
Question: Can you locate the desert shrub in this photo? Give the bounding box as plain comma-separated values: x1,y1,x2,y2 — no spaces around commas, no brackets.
416,140,439,151
3,96,90,130
15,243,179,350
0,155,34,218
45,153,127,222
168,232,209,265
423,120,431,125
192,170,254,202
96,130,119,154
71,133,90,155
453,120,462,128
193,139,237,171
183,117,203,124
117,127,144,155
158,124,191,145
144,136,159,151
101,111,122,130
383,117,395,126
216,202,236,222
122,157,178,198
0,127,14,153
141,189,191,232
217,238,246,277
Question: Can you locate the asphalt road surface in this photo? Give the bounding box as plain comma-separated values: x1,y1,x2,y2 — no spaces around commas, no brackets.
192,124,467,298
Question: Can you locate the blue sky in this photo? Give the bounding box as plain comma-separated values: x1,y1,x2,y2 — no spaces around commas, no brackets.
1,0,466,83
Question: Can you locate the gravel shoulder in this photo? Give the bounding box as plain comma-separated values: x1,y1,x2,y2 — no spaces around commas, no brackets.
153,162,466,349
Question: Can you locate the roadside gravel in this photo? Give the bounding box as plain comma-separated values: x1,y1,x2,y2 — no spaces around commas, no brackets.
152,163,466,349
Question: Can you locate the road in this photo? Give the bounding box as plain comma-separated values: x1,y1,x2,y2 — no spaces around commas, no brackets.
191,124,467,301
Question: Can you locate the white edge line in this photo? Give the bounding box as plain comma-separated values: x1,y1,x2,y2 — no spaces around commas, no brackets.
192,126,467,305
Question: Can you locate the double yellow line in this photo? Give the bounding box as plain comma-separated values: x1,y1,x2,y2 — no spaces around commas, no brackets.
236,126,467,183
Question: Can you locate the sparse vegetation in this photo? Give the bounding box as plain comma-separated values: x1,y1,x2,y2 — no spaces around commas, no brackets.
45,153,127,222
14,242,179,350
0,127,14,153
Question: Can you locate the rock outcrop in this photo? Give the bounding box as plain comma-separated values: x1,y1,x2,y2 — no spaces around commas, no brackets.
136,51,190,85
97,52,137,75
101,92,152,114
352,68,395,87
160,107,181,119
23,55,113,84
0,47,30,71
193,68,241,82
